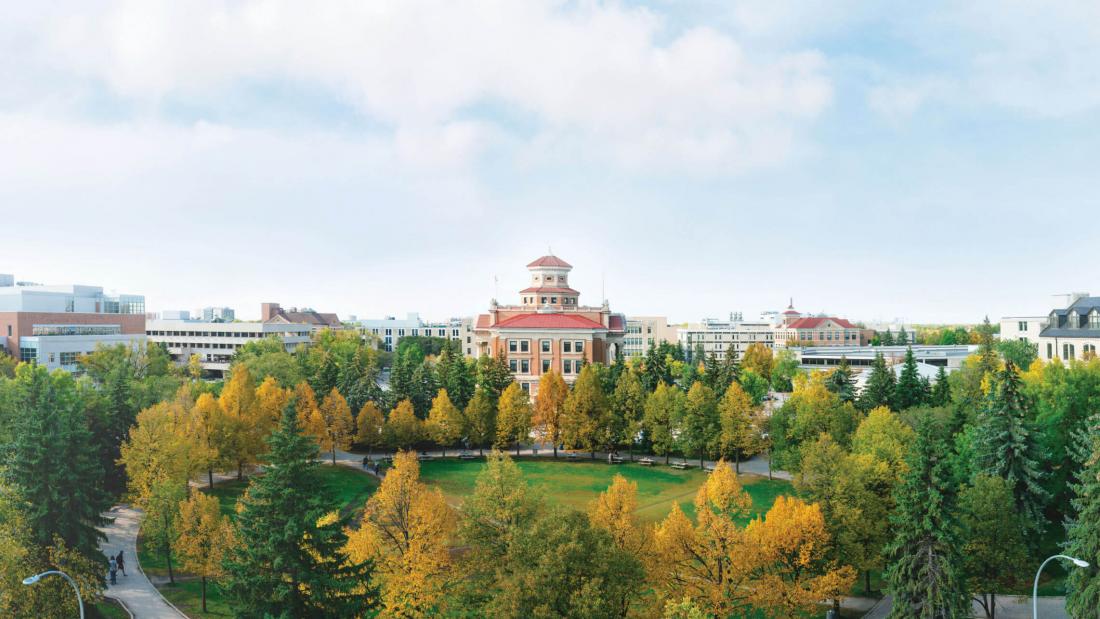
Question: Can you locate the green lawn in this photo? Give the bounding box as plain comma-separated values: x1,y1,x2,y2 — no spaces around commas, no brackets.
418,457,794,524
91,598,129,619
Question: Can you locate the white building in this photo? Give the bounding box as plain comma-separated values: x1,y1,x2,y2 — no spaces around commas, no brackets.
677,315,776,363
623,316,678,359
200,306,235,321
796,345,977,373
146,318,312,376
1037,293,1100,362
0,275,147,372
355,313,476,356
1000,316,1046,345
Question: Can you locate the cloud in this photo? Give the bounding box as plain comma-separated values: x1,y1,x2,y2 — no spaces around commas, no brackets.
2,0,831,172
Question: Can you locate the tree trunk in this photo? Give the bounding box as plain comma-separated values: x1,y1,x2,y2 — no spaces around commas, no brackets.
665,453,669,465
201,575,207,612
767,450,772,480
332,448,337,466
699,452,704,468
208,468,214,490
553,444,558,458
990,593,996,619
735,451,740,474
864,570,871,595
163,513,175,584
628,445,633,461
591,450,596,460
441,446,446,457
237,460,243,480
515,444,520,456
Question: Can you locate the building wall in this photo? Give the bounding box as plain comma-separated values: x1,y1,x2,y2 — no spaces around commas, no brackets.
1000,316,1046,346
0,312,146,361
1037,336,1100,362
357,313,474,355
623,316,677,359
677,320,776,362
147,320,312,375
19,334,146,372
489,330,601,393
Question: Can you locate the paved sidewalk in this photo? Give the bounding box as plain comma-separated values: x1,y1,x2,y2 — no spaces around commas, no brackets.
99,505,186,619
863,594,1067,618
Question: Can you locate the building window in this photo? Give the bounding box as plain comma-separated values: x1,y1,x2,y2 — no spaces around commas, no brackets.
19,347,36,362
521,360,530,373
575,340,584,353
551,297,558,303
541,339,551,353
542,359,551,373
541,297,547,304
385,328,392,336
1091,312,1100,329
60,352,79,366
509,340,518,353
563,360,572,374
509,359,518,372
563,341,572,353
5,325,10,336
411,329,419,336
1018,321,1028,331
520,340,530,353
398,329,405,336
521,382,530,393
1047,343,1053,359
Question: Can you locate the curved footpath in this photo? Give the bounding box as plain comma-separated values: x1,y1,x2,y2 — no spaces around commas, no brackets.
863,594,1067,618
98,505,187,619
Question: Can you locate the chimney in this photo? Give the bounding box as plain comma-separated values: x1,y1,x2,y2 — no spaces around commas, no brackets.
261,302,280,321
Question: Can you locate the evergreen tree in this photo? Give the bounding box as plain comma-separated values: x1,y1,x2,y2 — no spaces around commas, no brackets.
893,347,924,410
858,352,896,411
438,346,475,411
223,406,376,618
717,343,741,392
692,343,706,367
881,330,895,346
825,356,856,403
408,359,438,418
476,354,514,403
6,364,111,564
974,361,1048,532
894,328,908,346
1065,413,1100,615
884,415,970,618
931,365,951,406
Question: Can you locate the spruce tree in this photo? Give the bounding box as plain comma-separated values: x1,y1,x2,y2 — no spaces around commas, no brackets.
881,330,895,346
895,328,908,345
858,353,895,411
884,415,970,618
893,347,924,410
7,364,110,562
973,361,1048,532
223,406,376,618
826,356,856,403
1065,413,1100,615
931,365,951,406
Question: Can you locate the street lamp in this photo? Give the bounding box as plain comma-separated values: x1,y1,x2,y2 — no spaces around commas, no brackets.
22,570,84,619
1033,554,1088,619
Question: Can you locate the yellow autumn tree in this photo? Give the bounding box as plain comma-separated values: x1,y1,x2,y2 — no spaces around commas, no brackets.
255,376,291,428
176,491,235,613
652,460,753,616
190,392,226,489
532,370,568,457
741,343,774,382
293,381,321,438
495,382,532,455
425,389,463,456
347,451,457,617
311,388,355,465
589,474,648,560
850,406,914,477
718,381,757,472
219,365,263,479
120,389,210,501
743,496,856,616
356,401,386,458
384,399,423,451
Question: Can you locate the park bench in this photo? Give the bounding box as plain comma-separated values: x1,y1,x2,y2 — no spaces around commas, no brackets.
565,452,579,461
458,452,477,460
609,455,625,464
417,453,436,461
670,462,691,470
637,458,654,466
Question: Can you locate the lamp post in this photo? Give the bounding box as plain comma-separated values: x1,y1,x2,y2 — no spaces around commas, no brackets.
1033,554,1088,619
22,570,84,619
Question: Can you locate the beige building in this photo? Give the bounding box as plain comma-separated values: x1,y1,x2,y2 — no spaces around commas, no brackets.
772,300,871,347
474,255,626,394
623,316,678,359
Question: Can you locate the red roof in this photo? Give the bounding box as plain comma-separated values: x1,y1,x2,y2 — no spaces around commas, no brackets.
519,286,580,295
608,315,625,331
785,317,858,330
527,255,572,269
492,313,606,330
476,314,491,329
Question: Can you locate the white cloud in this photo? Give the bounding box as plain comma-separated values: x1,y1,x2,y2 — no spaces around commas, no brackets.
3,0,831,172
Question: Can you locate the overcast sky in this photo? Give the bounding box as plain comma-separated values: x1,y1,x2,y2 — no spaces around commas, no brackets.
2,1,1097,324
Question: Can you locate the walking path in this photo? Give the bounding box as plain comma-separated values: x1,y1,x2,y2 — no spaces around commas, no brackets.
863,594,1068,618
99,505,187,619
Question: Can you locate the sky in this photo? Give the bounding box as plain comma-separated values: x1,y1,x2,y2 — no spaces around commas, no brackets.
1,1,1097,324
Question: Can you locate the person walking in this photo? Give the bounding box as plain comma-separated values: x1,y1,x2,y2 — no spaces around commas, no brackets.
116,550,126,576
108,555,118,585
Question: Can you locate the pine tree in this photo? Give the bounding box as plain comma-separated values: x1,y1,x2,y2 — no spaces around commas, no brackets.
895,328,908,345
825,356,857,403
893,347,924,410
223,406,376,618
858,352,896,411
881,330,895,346
1065,413,1100,615
7,365,110,563
973,361,1048,532
931,365,951,406
884,415,970,618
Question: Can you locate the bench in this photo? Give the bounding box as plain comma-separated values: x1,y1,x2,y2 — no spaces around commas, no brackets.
458,453,478,460
565,452,579,460
637,458,655,466
670,462,691,470
609,457,625,464
417,454,436,461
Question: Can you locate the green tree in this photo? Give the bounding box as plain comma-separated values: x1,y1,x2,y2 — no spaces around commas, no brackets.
644,382,683,464
476,354,514,403
884,415,970,618
894,328,908,346
562,364,611,458
1066,412,1100,615
858,352,895,411
960,474,1028,619
464,390,496,455
6,365,110,565
973,361,1048,532
893,347,925,410
770,349,801,393
738,369,769,406
679,382,719,467
223,406,376,617
825,356,857,403
996,339,1037,369
880,330,895,346
438,345,475,411
611,366,647,459
930,365,951,406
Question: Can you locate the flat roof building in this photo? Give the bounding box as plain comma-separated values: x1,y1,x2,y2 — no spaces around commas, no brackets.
147,318,312,376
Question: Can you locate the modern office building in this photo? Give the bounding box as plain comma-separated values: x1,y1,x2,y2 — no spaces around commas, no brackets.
0,275,146,372
355,313,476,356
146,318,312,376
796,345,977,372
200,306,236,322
474,255,626,394
677,315,776,363
1037,293,1100,362
623,316,678,359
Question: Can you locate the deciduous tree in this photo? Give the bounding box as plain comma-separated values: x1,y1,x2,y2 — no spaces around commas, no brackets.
356,401,386,458
718,381,756,472
464,390,496,455
562,364,610,458
741,343,774,383
611,366,647,458
533,370,568,456
495,382,532,455
176,491,235,613
644,382,683,465
425,389,463,456
384,399,423,451
960,474,1027,619
680,381,719,467
312,388,355,465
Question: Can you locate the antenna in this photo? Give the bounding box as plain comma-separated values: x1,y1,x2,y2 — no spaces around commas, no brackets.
601,272,606,303
494,275,499,301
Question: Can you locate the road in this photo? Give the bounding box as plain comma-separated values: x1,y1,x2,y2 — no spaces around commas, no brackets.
99,505,187,619
863,594,1068,618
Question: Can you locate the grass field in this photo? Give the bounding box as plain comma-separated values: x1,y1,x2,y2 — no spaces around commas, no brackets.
158,579,234,618
418,457,794,524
